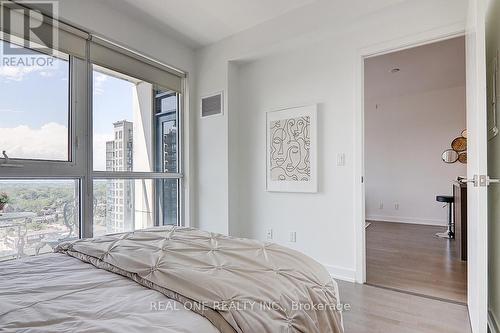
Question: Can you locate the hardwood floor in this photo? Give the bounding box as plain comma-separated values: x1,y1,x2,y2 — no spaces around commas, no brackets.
339,281,471,333
366,221,467,303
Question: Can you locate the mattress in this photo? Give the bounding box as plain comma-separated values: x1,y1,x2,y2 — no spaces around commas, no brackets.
0,253,220,333
1,227,343,332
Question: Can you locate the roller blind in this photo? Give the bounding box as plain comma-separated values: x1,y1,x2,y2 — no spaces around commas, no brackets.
0,1,88,58
90,37,184,93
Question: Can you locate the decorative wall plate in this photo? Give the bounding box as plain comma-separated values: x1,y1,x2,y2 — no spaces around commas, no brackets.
458,152,467,164
451,137,467,152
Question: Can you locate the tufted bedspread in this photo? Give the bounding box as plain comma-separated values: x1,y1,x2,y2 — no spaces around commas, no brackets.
55,226,344,333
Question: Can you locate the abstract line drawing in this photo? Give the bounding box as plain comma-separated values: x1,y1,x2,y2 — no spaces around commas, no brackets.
269,116,311,181
266,104,317,193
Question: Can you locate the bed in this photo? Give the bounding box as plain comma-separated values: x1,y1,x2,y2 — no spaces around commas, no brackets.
0,226,343,333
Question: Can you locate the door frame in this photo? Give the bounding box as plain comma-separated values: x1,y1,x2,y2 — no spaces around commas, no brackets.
354,23,466,284
355,15,489,331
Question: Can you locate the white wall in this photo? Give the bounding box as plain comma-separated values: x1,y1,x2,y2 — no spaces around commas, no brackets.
230,50,359,279
365,87,467,226
194,0,468,281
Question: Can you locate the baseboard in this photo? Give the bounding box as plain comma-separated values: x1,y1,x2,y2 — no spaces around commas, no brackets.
323,264,356,283
366,215,447,226
489,310,500,333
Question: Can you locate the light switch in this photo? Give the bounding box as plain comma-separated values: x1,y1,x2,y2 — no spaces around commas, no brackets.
337,153,346,166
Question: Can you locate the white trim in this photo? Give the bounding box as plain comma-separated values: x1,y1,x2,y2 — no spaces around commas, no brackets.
354,24,466,284
466,1,489,331
323,264,356,283
489,310,500,333
182,75,191,228
366,215,447,226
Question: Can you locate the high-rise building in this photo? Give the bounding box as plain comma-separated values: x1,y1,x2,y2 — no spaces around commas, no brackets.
105,120,134,234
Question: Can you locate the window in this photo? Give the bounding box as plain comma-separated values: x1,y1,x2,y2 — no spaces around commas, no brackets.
0,6,186,262
0,20,87,261
155,90,181,225
93,179,156,236
0,40,70,162
0,179,79,262
92,65,183,235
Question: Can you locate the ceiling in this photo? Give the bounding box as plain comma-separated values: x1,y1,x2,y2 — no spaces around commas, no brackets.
107,0,315,47
364,36,466,100
103,0,409,48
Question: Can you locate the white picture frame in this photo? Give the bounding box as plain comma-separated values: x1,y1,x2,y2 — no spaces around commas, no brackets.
266,104,318,193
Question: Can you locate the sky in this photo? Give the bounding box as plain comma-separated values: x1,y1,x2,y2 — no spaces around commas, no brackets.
0,40,134,169
93,69,135,170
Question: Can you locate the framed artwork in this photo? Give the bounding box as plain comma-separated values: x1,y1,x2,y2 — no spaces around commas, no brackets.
266,104,317,193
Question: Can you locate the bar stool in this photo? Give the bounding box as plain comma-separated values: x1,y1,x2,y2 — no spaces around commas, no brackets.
435,195,454,239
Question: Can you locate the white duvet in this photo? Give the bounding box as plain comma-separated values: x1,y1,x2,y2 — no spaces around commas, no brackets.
0,253,220,333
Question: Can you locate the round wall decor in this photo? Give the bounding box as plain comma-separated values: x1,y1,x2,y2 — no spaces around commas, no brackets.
451,137,467,152
458,152,467,164
442,149,459,163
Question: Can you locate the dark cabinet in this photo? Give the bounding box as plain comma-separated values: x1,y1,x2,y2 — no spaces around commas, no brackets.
453,182,467,261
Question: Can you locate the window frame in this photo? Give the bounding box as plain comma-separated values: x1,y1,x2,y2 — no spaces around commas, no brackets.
0,52,86,176
86,64,186,238
0,53,89,245
0,38,188,241
154,90,183,226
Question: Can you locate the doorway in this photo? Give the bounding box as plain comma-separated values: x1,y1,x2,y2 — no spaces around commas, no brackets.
363,37,468,303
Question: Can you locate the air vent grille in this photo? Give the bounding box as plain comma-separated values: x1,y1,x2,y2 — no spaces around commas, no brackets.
201,92,223,117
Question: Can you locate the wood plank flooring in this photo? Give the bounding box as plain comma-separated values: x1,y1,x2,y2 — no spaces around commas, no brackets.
366,221,467,303
339,281,471,333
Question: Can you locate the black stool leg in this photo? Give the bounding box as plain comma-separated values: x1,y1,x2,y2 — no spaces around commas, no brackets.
448,202,455,239
436,202,455,239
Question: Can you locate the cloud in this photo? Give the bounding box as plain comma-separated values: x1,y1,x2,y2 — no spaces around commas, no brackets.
93,72,108,96
0,51,66,81
0,109,23,114
0,65,42,81
0,61,64,81
0,123,68,160
39,70,55,77
93,132,113,171
0,122,114,170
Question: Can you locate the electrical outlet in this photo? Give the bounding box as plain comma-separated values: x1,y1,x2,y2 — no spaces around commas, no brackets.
379,202,384,209
266,228,273,240
290,232,297,243
395,203,399,210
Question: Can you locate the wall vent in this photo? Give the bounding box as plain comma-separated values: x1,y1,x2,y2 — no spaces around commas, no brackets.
201,92,223,117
